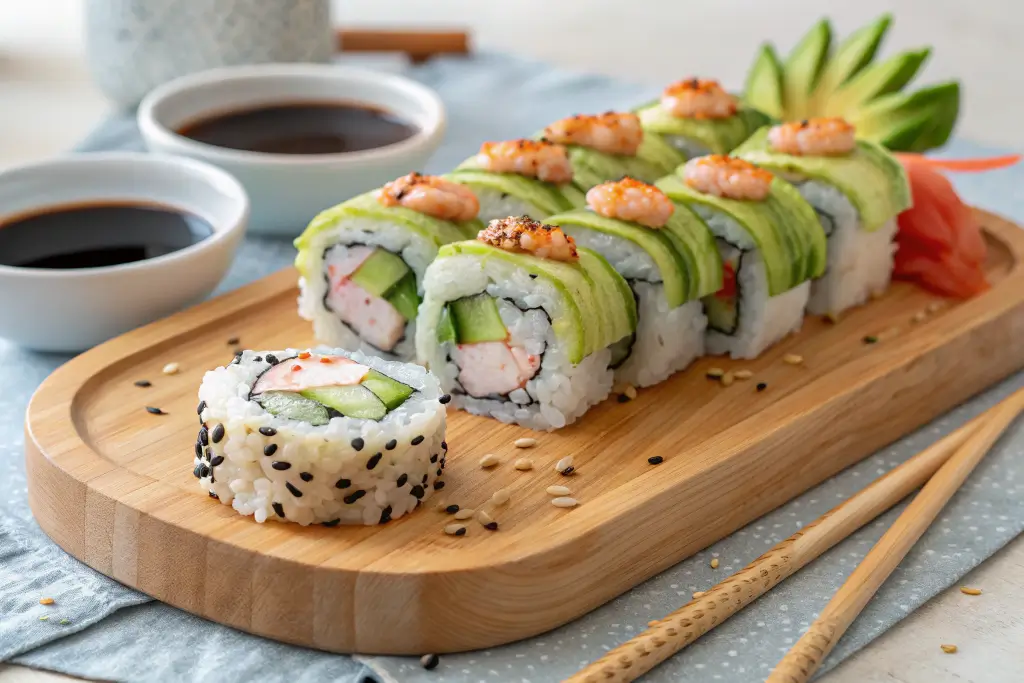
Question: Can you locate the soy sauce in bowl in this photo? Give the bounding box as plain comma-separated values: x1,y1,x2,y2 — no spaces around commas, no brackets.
176,101,418,155
0,201,214,269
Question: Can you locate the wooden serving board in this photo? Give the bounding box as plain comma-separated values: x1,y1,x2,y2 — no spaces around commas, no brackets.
25,209,1024,656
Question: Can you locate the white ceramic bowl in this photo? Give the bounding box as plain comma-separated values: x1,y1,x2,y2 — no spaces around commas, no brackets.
0,153,248,352
137,63,446,236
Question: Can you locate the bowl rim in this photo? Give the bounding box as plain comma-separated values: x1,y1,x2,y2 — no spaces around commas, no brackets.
137,63,447,167
0,152,249,279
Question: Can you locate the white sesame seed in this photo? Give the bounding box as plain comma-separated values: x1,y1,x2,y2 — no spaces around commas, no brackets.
443,523,466,536
514,458,534,471
435,503,450,512
162,362,180,375
555,456,574,473
624,385,637,400
783,353,803,366
551,496,578,508
490,488,511,506
927,301,945,313
479,453,500,468
912,310,928,323
476,509,494,526
721,371,735,387
454,508,475,520
706,367,725,378
514,437,537,449
733,370,753,380
710,558,720,569
693,591,706,599
546,485,571,496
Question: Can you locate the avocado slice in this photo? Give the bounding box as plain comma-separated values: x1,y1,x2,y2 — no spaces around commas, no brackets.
361,369,414,411
256,391,331,426
436,305,457,344
782,19,832,120
384,271,420,321
450,293,508,344
300,385,387,421
447,167,585,217
851,81,960,153
744,43,785,120
824,48,931,117
636,102,773,156
350,248,410,297
577,247,638,343
809,14,892,113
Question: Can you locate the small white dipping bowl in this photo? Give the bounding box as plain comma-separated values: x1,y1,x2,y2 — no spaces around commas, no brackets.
0,153,248,352
137,63,446,236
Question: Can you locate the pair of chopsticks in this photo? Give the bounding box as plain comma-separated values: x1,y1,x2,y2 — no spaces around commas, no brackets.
568,386,1024,683
336,29,470,62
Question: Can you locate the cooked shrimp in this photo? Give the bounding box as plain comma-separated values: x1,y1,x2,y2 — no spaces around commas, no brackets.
586,177,674,228
477,216,578,262
683,155,773,201
376,172,479,221
542,112,643,156
768,117,856,156
476,139,574,184
661,78,737,119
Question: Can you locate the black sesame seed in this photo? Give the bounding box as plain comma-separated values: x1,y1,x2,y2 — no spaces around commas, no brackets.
233,348,243,357
326,408,344,419
411,435,424,446
259,426,277,437
273,502,285,518
396,473,408,487
617,394,631,404
210,455,225,467
285,482,303,498
209,491,219,499
863,335,878,344
445,504,460,514
438,394,452,405
385,438,397,451
252,356,262,363
379,506,393,524
199,464,210,478
430,453,438,463
265,354,279,366
410,485,425,499
351,437,365,451
560,466,575,476
193,464,202,478
194,442,202,458
648,455,664,465
441,440,448,451
226,336,239,346
197,400,206,415
756,382,768,392
204,447,212,461
336,478,351,489
529,273,538,280
134,380,152,388
212,424,225,444
145,406,165,415
264,444,278,456
434,480,445,490
300,472,313,482
420,653,440,670
454,527,466,536
272,461,291,471
436,468,443,477
421,474,429,485
484,521,499,531
199,427,209,446
322,518,340,527
344,490,366,504
366,453,383,470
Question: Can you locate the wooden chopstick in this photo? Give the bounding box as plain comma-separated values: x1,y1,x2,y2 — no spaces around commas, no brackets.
767,386,1024,683
336,29,470,62
565,403,998,683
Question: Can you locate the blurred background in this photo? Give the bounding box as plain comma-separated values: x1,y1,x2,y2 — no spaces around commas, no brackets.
0,0,1018,171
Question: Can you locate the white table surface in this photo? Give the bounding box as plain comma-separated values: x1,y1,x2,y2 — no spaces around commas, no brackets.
1,1,1021,681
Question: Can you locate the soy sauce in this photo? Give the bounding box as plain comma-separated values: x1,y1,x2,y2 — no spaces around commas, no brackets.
0,202,214,269
177,101,418,155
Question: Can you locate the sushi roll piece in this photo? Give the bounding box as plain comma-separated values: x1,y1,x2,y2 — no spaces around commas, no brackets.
295,173,482,361
636,78,772,158
195,348,448,526
732,118,912,317
416,216,637,430
657,155,827,359
447,138,586,223
546,178,722,387
538,111,686,190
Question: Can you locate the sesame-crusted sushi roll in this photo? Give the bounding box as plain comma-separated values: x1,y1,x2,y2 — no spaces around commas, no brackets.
416,216,637,431
195,348,448,526
546,178,721,387
657,156,827,359
447,139,586,223
295,173,482,361
538,112,686,190
733,118,911,317
636,78,772,158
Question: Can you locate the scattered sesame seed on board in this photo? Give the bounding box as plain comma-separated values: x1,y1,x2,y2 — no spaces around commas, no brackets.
734,369,753,380
783,353,803,365
133,379,151,388
514,437,537,449
476,509,494,525
647,456,664,465
624,385,637,400
617,394,631,404
39,597,54,605
720,371,735,387
226,336,240,346
444,504,459,514
863,335,878,344
453,508,475,520
161,362,180,375
927,301,946,313
706,367,724,379
514,458,534,471
443,523,467,536
756,382,768,392
692,591,705,599
940,644,958,654
145,406,166,415
479,453,500,468
551,496,578,508
960,586,983,596
546,485,571,496
912,310,929,323
491,488,511,506
710,558,719,569
555,456,573,473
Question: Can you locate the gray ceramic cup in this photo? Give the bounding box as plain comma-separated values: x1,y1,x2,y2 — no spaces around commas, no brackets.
84,0,335,108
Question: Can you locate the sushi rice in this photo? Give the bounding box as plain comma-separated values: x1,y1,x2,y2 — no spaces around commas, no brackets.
195,348,447,526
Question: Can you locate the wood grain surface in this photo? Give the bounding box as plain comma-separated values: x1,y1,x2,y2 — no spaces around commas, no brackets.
23,210,1024,656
